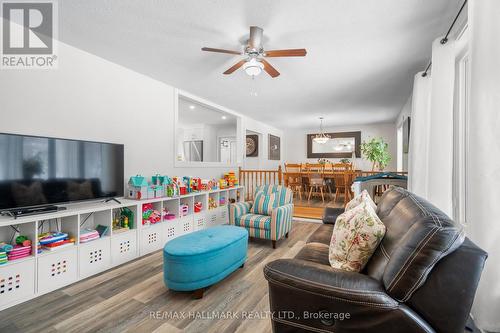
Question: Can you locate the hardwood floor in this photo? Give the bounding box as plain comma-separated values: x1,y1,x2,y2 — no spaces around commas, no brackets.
293,197,343,220
0,222,320,333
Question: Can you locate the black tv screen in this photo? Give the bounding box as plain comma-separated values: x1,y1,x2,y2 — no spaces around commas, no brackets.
0,133,124,211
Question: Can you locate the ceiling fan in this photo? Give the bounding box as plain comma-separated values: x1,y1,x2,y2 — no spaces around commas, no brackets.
201,26,307,78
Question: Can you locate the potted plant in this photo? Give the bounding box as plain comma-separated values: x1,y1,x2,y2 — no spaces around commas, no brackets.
360,137,391,171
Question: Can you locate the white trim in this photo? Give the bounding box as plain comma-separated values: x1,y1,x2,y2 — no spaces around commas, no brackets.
396,124,403,172
452,29,469,224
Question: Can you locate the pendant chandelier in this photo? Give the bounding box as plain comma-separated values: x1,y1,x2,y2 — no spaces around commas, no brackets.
313,117,331,144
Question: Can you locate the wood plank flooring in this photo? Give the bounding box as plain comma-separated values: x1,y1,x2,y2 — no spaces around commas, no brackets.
293,198,343,220
0,222,320,333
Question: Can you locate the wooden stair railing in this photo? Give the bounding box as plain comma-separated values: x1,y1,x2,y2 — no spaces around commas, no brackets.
239,166,282,201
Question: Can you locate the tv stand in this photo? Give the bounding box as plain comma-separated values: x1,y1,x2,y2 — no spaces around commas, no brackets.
104,197,122,204
1,205,66,219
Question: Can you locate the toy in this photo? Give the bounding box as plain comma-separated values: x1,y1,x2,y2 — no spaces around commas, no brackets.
147,185,155,199
152,174,171,186
120,207,134,229
173,177,187,195
7,245,31,261
0,242,13,252
142,203,161,225
192,177,202,192
183,176,194,193
38,232,68,245
80,229,100,243
41,239,75,251
194,201,203,213
152,184,165,198
200,179,209,191
163,209,176,220
219,178,228,189
128,175,149,200
166,184,175,197
151,175,167,198
209,179,219,190
16,235,32,247
179,204,189,217
122,216,129,229
0,251,7,265
95,225,109,237
208,198,217,210
219,197,226,206
224,172,239,188
113,207,134,232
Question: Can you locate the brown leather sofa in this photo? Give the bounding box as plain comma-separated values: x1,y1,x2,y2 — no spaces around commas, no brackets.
264,187,487,333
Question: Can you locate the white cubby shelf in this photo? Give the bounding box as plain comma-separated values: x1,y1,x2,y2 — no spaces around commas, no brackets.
0,186,244,311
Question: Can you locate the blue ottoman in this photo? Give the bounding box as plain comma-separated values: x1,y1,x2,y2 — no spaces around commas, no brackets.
163,225,248,298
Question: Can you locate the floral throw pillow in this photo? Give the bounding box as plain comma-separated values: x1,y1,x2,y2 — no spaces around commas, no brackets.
329,202,386,272
345,189,377,211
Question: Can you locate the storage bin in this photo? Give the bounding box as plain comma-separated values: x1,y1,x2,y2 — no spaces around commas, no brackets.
0,258,36,309
37,247,78,294
176,216,193,236
217,206,229,225
79,237,111,278
111,230,137,266
193,213,207,231
140,223,163,255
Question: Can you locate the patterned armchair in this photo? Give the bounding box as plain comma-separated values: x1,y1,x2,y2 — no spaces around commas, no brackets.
229,185,294,248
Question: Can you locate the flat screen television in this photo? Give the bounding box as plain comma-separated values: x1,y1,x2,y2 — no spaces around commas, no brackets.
0,133,124,213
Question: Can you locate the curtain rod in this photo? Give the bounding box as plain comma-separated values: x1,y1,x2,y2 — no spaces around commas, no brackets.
421,0,467,77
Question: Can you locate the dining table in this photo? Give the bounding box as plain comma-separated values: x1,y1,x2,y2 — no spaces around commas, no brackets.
283,170,408,206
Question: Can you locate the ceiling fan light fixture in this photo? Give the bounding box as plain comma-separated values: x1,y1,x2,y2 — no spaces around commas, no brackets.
243,58,264,76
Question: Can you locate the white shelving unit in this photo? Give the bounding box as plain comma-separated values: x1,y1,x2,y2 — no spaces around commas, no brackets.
0,186,244,310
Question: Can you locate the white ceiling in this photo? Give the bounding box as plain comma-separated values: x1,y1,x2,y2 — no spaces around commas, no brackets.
59,0,462,129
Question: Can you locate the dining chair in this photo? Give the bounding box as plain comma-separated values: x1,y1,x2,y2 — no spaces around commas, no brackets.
305,163,327,202
284,163,303,201
322,163,335,199
332,171,346,203
343,169,357,205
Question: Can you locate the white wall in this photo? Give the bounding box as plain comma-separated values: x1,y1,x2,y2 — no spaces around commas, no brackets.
0,40,283,184
243,118,284,170
284,123,397,171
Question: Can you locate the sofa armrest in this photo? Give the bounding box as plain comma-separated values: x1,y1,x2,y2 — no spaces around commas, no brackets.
229,201,252,224
322,207,344,224
271,204,294,240
264,258,396,307
264,259,434,332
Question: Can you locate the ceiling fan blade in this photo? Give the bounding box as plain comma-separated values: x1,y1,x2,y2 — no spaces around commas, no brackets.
264,49,307,57
260,59,280,78
249,26,263,49
201,47,242,55
223,60,246,75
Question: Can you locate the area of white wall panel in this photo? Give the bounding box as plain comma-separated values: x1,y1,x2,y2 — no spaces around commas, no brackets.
283,123,397,171
0,40,284,181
